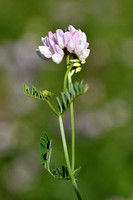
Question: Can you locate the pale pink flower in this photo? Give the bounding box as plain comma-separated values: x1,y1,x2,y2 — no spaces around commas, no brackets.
36,25,90,64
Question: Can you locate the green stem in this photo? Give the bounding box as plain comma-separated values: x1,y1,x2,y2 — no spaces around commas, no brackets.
68,73,75,171
46,100,59,116
58,116,82,200
64,55,75,171
71,102,75,171
72,180,82,200
58,116,73,178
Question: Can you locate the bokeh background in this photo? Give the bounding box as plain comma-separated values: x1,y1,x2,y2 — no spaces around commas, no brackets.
0,0,133,199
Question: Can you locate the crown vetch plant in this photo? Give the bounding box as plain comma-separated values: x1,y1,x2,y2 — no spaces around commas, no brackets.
23,25,90,200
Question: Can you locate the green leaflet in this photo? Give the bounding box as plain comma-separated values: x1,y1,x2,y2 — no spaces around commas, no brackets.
56,97,63,113
69,82,76,97
74,81,80,94
56,80,89,115
40,132,81,180
65,88,71,102
52,165,69,180
23,81,88,115
23,84,52,101
72,166,81,178
40,132,52,168
61,92,67,108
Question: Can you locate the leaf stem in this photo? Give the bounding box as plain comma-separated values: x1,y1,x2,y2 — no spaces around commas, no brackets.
58,115,82,200
46,100,59,116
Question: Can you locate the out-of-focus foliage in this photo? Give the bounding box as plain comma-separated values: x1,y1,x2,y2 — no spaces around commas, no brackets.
0,0,133,200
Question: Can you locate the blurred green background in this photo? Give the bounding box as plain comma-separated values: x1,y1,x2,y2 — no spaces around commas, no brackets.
0,0,133,199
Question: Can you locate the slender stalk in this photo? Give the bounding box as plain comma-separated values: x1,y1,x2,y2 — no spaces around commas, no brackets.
58,115,82,200
58,116,73,176
46,100,59,116
64,55,75,171
72,180,82,200
68,73,75,171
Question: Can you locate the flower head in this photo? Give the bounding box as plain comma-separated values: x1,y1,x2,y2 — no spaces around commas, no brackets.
36,25,90,64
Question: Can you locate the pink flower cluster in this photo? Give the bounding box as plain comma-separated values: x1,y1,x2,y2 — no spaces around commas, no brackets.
36,25,90,64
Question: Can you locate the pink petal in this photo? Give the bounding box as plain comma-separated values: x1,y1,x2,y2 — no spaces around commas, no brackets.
78,32,87,43
56,33,64,49
41,37,48,46
67,39,74,53
72,30,80,48
84,42,89,49
48,31,53,40
63,32,71,47
49,38,55,48
76,42,85,52
56,29,64,37
68,25,76,35
54,44,64,55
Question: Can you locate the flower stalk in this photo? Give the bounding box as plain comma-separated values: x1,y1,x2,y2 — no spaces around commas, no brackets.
68,75,75,172
66,55,76,171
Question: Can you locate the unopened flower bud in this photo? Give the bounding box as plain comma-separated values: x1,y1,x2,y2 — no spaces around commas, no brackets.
42,90,52,99
70,59,80,63
75,67,82,73
73,63,81,67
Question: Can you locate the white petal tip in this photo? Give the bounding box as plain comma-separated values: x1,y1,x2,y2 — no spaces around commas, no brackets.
36,49,49,60
52,53,63,64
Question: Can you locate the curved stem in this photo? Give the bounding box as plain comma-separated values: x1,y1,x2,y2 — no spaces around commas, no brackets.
64,63,73,91
58,115,82,200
